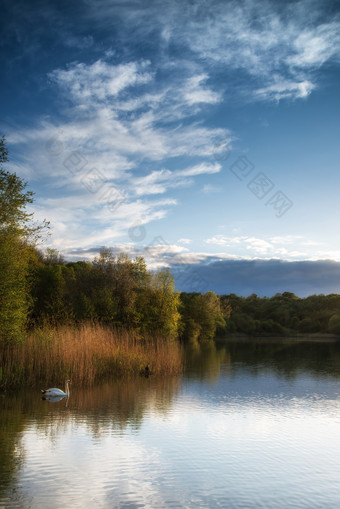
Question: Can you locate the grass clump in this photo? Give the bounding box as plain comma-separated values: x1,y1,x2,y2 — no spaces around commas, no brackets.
0,323,183,390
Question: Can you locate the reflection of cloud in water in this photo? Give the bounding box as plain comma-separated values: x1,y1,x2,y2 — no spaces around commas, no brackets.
10,377,183,508
20,421,171,508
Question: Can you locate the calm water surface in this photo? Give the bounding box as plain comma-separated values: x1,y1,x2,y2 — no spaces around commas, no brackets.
1,339,340,508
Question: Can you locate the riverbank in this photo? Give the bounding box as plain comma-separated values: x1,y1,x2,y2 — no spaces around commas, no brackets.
0,324,183,390
217,332,340,343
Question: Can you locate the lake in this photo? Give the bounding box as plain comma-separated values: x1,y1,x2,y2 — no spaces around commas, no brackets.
1,338,340,508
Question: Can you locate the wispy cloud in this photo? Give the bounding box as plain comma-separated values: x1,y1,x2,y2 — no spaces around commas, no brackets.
174,0,340,101
177,162,221,177
177,238,192,245
182,74,221,105
204,234,334,260
49,60,152,103
7,56,227,251
254,78,315,102
131,162,221,197
202,184,221,194
87,0,340,102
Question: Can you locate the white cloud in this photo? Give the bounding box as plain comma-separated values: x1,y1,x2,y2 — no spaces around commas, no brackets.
177,162,221,177
254,78,315,102
133,170,172,196
202,184,221,194
204,234,319,260
287,21,340,69
183,74,221,105
131,162,221,197
48,233,340,269
205,235,244,246
49,60,152,103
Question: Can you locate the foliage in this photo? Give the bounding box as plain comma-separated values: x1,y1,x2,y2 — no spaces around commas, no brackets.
0,137,47,343
180,291,226,341
29,247,181,338
0,137,33,233
0,232,34,342
328,314,340,335
220,292,340,336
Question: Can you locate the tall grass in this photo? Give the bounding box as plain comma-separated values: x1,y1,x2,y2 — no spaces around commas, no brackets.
0,324,183,389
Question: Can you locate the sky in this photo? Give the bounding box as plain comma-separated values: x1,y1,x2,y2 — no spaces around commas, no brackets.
1,0,340,296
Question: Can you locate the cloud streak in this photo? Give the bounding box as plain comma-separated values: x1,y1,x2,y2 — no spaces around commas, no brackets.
49,60,153,103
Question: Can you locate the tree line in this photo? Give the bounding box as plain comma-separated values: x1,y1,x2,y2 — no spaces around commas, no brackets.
29,248,181,337
28,248,228,340
220,292,340,335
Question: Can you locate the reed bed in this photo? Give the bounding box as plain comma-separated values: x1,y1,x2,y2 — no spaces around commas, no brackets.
0,324,183,389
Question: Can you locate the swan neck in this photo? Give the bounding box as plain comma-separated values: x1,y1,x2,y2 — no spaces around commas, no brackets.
65,381,70,395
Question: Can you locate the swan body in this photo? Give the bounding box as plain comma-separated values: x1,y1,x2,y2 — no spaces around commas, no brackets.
41,380,70,397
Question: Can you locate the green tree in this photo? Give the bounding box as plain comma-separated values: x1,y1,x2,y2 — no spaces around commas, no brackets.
140,268,181,338
30,264,68,324
92,249,147,325
328,314,340,335
42,247,65,265
0,137,45,342
180,291,225,341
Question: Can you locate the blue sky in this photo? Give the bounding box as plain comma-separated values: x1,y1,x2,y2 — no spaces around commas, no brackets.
1,0,340,296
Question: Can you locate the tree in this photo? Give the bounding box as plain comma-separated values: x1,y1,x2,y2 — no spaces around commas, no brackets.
42,247,65,265
180,291,225,341
92,249,148,325
0,137,47,342
328,314,340,335
139,268,181,338
0,137,34,235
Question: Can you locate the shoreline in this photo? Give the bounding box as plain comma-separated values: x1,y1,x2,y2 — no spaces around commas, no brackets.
216,333,340,343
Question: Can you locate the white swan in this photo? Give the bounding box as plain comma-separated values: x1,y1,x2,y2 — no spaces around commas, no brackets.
41,380,70,397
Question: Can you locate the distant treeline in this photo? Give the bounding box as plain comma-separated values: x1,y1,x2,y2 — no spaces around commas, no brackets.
219,292,340,336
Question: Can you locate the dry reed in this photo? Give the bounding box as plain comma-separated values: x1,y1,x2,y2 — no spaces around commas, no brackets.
0,324,183,389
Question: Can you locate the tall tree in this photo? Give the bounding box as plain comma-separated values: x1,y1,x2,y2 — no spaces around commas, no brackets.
139,268,181,338
0,137,46,342
180,291,225,341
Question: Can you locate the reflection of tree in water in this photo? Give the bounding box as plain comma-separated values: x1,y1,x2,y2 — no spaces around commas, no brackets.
72,377,181,437
184,339,231,383
0,395,26,500
1,375,181,442
183,338,340,382
222,339,340,380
